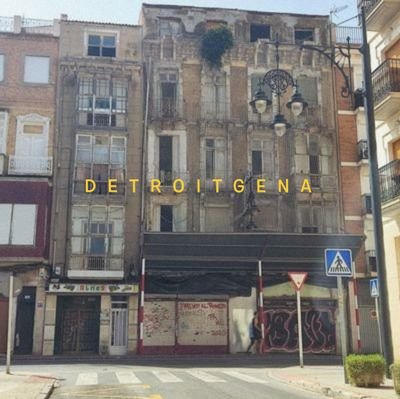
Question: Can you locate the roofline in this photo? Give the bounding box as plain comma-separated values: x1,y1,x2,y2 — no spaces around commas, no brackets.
62,19,140,28
141,3,329,19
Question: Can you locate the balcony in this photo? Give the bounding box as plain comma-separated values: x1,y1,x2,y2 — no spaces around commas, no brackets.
358,140,369,161
379,159,400,203
68,255,124,279
201,101,230,122
372,59,400,120
151,97,182,120
335,26,362,46
358,0,400,31
8,155,53,176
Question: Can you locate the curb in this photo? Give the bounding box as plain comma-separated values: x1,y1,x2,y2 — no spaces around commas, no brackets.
37,380,56,399
268,371,370,399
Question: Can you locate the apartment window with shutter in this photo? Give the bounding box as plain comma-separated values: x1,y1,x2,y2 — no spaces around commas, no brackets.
206,139,215,179
0,204,37,245
299,204,321,233
0,111,8,154
250,24,270,42
24,56,50,84
204,138,226,182
251,140,274,179
88,34,116,57
159,136,173,184
159,71,178,118
74,134,126,194
203,73,227,119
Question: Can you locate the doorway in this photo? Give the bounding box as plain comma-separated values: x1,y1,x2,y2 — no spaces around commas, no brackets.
109,297,128,355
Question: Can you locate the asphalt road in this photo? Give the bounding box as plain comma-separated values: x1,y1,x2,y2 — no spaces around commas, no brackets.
2,362,324,399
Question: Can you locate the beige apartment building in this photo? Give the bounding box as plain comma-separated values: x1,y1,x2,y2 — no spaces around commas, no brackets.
362,0,400,361
45,17,143,356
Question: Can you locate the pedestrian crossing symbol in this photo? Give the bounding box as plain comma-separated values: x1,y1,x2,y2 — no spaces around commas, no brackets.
370,278,379,298
325,249,353,277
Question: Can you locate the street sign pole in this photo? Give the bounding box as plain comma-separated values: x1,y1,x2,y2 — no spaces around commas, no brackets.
375,296,383,355
296,289,304,368
6,272,14,374
337,276,348,383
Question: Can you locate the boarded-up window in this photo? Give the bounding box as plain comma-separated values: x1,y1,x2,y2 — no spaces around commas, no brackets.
297,76,318,106
205,206,232,232
24,56,50,84
0,204,36,245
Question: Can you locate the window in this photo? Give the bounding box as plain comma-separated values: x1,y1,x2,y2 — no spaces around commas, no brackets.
295,28,314,44
78,78,127,128
24,56,50,84
159,19,181,37
70,205,124,270
0,204,37,245
298,204,321,233
0,111,8,154
88,34,116,57
160,205,173,232
162,37,174,59
159,71,178,118
0,54,4,81
250,24,270,42
204,138,226,181
202,73,227,119
74,134,126,194
296,76,318,106
159,136,173,184
251,140,274,179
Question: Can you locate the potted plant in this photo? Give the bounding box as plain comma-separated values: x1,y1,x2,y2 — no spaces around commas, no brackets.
345,354,386,387
390,363,400,396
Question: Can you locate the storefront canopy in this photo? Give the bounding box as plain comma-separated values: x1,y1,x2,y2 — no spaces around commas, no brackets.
143,232,364,274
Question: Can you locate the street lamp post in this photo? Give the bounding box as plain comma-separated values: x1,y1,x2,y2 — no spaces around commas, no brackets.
249,13,393,364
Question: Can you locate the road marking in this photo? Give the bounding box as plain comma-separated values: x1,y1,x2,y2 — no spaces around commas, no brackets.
222,370,268,384
152,370,183,383
186,370,226,383
75,372,98,386
116,371,142,384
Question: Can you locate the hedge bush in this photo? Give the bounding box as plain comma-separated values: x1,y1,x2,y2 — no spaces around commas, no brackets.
345,354,386,387
390,363,400,395
200,26,233,68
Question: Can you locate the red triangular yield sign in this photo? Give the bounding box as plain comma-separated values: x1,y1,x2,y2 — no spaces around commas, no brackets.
288,272,308,291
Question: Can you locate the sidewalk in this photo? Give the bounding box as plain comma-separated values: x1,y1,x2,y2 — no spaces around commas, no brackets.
270,365,398,399
0,372,56,399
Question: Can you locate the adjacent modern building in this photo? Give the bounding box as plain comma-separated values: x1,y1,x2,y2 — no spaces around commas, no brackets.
362,0,400,361
46,17,143,356
0,16,59,355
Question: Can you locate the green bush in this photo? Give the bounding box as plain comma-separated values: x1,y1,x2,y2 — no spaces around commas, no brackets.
390,363,400,395
345,354,386,387
200,26,233,68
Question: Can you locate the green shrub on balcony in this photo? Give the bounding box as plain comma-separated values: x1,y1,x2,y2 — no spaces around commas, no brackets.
200,26,233,68
345,354,386,387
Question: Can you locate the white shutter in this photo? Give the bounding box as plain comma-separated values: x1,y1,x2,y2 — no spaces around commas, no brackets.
24,56,50,84
0,204,12,244
215,139,226,181
11,204,36,245
0,112,8,154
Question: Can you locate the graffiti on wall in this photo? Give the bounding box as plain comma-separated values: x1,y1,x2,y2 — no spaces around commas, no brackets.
263,300,336,353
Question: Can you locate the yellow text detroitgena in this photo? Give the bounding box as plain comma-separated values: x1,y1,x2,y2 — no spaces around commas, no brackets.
85,178,313,193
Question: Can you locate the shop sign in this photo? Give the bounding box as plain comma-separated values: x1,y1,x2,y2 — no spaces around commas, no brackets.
48,283,138,294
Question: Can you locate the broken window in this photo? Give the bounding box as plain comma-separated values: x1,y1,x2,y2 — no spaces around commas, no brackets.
250,24,270,42
294,28,314,44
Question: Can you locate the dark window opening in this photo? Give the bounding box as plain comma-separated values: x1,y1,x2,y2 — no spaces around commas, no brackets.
302,226,318,233
88,35,116,58
205,139,215,179
159,136,173,184
161,82,177,117
309,155,319,174
252,150,262,176
160,205,173,232
295,28,314,44
87,113,116,127
250,24,270,42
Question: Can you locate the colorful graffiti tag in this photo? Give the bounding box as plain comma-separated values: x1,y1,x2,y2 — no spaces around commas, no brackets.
263,300,336,353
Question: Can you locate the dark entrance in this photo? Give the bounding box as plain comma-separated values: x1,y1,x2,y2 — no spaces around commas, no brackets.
14,287,36,354
56,296,100,354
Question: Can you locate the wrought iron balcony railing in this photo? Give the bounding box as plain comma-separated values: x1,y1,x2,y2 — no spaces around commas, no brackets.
358,140,369,161
379,159,400,203
358,0,380,18
151,97,182,119
372,59,400,105
8,155,53,176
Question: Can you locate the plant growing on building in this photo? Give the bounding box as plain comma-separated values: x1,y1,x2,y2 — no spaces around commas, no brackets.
200,26,234,68
345,354,386,387
390,363,400,396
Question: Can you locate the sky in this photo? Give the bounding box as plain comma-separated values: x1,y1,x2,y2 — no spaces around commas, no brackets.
1,0,358,26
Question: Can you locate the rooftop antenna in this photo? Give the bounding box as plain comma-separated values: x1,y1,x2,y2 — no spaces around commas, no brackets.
330,4,349,22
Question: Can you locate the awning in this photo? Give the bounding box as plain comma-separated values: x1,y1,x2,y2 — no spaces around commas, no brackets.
143,232,364,274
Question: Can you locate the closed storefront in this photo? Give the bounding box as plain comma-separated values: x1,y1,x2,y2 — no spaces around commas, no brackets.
144,298,228,354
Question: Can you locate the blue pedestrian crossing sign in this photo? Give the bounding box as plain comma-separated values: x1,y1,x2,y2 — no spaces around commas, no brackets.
370,278,379,298
324,249,353,277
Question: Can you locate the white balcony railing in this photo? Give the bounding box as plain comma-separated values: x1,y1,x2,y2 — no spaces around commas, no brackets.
8,156,53,176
